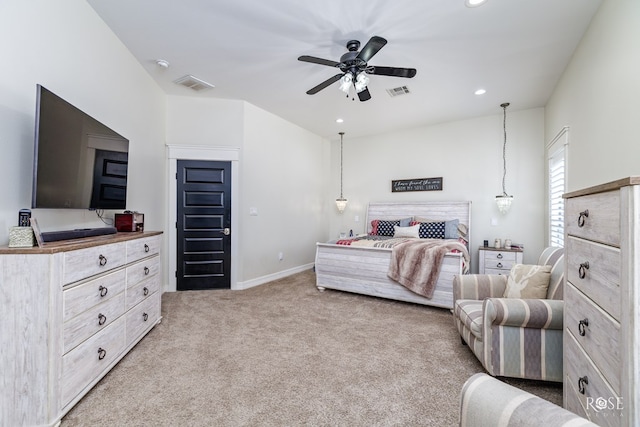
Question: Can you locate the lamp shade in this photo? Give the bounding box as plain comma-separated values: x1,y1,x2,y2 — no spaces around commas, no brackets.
335,198,348,213
495,194,513,214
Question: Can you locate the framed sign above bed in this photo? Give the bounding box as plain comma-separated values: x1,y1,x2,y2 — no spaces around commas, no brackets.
392,177,442,192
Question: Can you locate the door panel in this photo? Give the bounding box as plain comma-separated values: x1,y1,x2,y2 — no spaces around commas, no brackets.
177,160,231,290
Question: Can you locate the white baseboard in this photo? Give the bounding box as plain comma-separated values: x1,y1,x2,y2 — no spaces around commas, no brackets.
234,263,314,290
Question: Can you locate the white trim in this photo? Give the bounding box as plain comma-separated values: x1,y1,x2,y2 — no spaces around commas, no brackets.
235,263,315,290
166,144,240,292
546,127,569,247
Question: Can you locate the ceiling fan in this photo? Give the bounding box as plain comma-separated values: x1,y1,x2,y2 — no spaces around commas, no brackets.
298,36,417,101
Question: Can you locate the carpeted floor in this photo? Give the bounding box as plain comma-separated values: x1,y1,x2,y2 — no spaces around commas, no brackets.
61,269,561,426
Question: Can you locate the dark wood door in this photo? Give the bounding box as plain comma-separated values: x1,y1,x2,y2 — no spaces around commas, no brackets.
177,160,231,290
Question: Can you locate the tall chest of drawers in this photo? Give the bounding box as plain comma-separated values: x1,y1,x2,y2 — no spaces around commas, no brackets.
0,231,163,427
563,177,640,426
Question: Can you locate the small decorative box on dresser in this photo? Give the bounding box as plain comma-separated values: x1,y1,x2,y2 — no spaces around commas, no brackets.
0,231,163,427
478,246,523,274
563,177,640,426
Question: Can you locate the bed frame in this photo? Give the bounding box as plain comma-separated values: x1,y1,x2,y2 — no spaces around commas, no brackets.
314,201,471,309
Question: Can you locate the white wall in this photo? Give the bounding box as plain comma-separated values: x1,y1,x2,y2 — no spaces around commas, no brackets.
546,0,640,192
330,108,547,269
0,0,166,243
165,96,329,285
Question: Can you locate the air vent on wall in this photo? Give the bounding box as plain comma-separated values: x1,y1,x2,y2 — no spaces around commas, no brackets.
173,75,215,92
386,86,411,97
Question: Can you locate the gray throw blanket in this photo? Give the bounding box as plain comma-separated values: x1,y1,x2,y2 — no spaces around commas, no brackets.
387,240,468,298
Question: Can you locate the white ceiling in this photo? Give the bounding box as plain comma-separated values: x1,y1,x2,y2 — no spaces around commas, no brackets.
87,0,602,140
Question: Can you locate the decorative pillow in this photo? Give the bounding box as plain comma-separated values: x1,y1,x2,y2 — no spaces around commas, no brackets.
370,218,412,236
409,221,445,239
503,264,552,298
413,217,460,239
393,224,420,238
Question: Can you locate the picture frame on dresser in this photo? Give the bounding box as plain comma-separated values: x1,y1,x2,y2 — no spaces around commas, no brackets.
29,217,44,247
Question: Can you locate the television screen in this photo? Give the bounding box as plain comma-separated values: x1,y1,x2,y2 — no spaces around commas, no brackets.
32,85,129,210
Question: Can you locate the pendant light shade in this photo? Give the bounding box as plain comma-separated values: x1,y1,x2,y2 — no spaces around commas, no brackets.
496,102,513,214
336,132,348,213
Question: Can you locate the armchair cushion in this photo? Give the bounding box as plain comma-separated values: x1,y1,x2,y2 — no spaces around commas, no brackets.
503,264,552,298
453,274,508,301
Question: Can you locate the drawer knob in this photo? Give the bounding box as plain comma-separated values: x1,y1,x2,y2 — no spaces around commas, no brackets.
578,209,589,227
496,262,503,268
144,244,150,253
98,254,108,266
144,266,150,275
578,261,590,279
578,318,589,336
143,312,149,322
98,347,107,360
98,285,108,297
143,287,149,296
497,253,503,259
578,376,589,394
98,313,107,326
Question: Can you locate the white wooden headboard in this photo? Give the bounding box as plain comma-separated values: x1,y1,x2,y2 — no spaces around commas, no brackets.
365,201,471,239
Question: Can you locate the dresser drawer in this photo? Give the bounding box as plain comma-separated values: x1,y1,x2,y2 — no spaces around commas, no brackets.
127,235,161,264
565,283,621,393
483,268,510,275
63,242,127,284
565,332,622,427
63,292,125,354
565,190,620,247
126,255,160,289
61,316,126,407
126,293,160,347
126,273,161,310
566,236,621,320
63,269,126,320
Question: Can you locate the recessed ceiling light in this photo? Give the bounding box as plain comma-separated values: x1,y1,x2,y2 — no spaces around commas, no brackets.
336,118,344,123
465,0,487,7
475,88,487,95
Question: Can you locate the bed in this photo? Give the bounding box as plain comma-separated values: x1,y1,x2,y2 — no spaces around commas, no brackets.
314,201,471,309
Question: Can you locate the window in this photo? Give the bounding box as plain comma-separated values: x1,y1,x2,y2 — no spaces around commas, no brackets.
547,128,568,247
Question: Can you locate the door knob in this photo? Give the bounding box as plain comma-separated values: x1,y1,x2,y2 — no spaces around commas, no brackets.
223,228,231,235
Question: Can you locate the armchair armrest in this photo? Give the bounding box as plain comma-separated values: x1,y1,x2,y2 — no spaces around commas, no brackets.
453,274,508,301
484,298,564,330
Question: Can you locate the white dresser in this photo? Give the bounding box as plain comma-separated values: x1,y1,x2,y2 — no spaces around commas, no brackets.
0,231,162,427
478,246,523,275
563,177,640,426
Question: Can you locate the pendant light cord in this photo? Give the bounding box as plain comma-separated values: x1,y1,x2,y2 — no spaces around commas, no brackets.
501,103,510,196
339,132,345,198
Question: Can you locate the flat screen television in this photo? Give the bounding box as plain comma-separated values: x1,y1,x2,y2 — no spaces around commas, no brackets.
32,85,129,210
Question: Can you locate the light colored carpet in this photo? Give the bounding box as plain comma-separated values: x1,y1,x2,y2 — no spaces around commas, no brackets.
61,269,561,426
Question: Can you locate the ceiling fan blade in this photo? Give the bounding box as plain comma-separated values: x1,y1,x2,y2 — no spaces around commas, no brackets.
356,36,387,62
298,55,341,68
368,66,417,78
306,73,344,95
357,87,371,102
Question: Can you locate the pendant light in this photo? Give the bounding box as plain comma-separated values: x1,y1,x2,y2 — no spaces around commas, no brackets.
335,132,348,213
495,102,513,214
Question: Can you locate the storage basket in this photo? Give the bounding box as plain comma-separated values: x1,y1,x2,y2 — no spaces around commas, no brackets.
9,226,35,248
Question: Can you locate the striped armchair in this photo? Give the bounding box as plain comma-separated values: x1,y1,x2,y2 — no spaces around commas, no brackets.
453,247,564,382
460,373,596,426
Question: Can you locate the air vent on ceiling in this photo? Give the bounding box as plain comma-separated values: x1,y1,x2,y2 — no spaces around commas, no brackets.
386,86,411,97
173,75,215,92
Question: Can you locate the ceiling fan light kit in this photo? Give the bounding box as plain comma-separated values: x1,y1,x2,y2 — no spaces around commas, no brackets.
298,36,416,101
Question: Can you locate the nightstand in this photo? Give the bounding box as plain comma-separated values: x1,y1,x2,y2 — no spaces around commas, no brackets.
478,246,523,274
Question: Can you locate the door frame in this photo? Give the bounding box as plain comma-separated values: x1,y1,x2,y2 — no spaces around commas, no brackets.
166,144,240,292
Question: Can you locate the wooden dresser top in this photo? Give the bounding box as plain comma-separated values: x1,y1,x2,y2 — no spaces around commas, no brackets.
0,231,162,255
